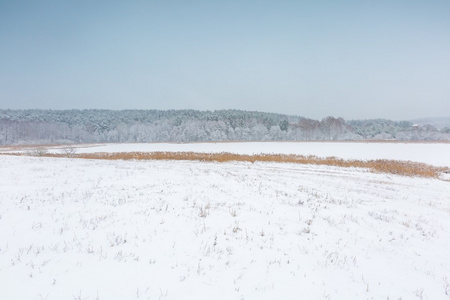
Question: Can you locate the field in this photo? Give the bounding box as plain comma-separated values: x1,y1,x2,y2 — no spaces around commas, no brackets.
3,141,450,167
1,142,450,299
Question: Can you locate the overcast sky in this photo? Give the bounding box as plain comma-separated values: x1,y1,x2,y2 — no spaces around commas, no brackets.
1,1,449,120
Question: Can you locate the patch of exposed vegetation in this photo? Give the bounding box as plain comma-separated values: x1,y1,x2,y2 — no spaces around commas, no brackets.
4,151,448,179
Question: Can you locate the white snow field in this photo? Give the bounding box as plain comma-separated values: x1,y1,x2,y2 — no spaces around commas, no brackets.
2,142,450,167
44,141,450,167
1,145,450,299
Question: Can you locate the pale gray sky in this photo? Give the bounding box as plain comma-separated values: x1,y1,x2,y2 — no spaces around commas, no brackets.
1,1,449,120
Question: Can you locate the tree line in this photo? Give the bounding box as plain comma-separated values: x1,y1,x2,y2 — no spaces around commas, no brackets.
0,109,448,145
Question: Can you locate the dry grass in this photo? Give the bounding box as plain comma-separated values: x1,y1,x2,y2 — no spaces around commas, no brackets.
3,150,448,179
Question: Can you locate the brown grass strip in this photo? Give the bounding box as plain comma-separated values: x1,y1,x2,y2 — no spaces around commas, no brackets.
3,151,448,179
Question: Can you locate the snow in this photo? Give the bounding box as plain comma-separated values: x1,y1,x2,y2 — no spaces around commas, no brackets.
1,150,450,299
38,142,450,167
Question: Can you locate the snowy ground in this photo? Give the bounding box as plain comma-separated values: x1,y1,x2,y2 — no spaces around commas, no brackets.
1,151,450,299
3,141,449,167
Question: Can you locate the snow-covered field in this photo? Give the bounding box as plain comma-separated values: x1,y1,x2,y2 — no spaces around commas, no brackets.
1,143,450,299
7,141,448,167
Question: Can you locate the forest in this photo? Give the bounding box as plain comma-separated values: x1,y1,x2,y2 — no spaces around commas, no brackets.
1,109,449,145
